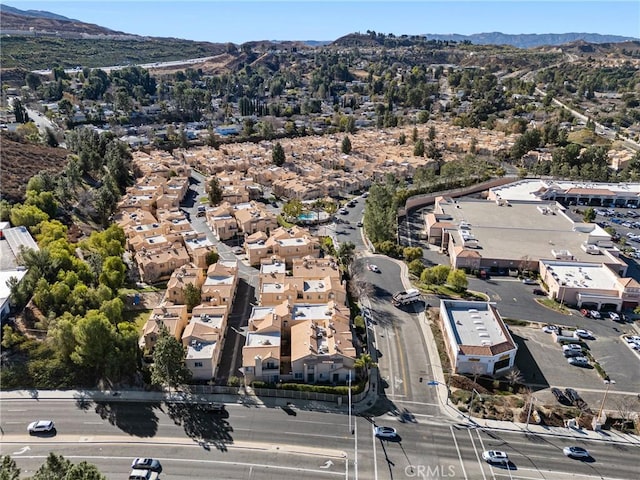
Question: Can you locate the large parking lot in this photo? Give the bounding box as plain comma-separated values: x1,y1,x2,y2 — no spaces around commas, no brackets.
509,320,640,402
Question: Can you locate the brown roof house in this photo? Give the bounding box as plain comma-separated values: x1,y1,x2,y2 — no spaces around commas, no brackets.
247,226,319,267
135,241,191,284
206,202,239,241
182,305,228,380
164,263,206,305
259,255,346,306
201,260,239,311
140,304,189,351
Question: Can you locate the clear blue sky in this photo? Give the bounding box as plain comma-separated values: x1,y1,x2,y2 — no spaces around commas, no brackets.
4,1,640,43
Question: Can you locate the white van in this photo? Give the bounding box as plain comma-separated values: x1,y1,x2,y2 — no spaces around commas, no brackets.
129,469,159,480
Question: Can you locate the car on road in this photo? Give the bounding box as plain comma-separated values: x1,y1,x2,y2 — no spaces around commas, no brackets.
368,264,380,273
608,312,620,321
374,426,397,439
356,221,363,227
551,387,569,404
589,310,601,319
532,288,546,296
339,208,349,215
204,402,225,413
563,446,590,459
574,329,594,339
27,420,55,434
482,450,509,464
568,356,590,367
131,458,162,473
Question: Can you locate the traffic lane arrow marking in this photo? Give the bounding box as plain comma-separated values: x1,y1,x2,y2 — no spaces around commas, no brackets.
320,459,334,469
12,446,31,455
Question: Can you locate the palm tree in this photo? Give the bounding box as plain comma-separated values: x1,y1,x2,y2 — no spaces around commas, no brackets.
354,353,376,380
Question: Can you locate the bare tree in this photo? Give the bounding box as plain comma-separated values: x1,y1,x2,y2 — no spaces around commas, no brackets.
505,368,523,392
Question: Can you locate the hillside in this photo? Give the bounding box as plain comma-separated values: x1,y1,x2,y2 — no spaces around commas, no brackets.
0,134,69,203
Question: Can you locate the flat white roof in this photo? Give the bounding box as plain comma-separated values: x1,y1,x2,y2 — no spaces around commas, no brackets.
186,341,217,360
184,236,214,249
291,303,334,321
246,331,281,347
279,238,307,247
543,261,619,289
261,262,286,275
442,300,507,347
491,179,640,202
191,313,224,329
262,282,285,293
204,275,234,286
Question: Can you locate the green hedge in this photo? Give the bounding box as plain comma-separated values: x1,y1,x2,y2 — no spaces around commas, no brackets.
251,381,365,395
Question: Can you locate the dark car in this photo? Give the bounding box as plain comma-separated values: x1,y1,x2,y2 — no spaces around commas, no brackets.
205,402,225,413
564,388,580,404
532,288,546,296
131,458,162,473
551,387,569,404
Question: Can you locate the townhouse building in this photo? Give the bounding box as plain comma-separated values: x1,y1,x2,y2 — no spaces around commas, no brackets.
201,260,239,310
246,226,320,267
182,305,228,380
141,304,189,351
164,263,206,305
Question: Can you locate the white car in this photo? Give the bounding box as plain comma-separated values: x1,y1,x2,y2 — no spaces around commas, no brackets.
574,329,594,339
522,278,537,285
482,450,509,464
608,312,620,321
589,310,601,319
563,446,590,458
27,420,55,434
374,426,397,439
562,344,582,352
542,324,559,333
368,264,380,273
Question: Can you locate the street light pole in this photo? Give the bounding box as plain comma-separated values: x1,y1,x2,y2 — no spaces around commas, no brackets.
525,396,537,430
348,370,353,434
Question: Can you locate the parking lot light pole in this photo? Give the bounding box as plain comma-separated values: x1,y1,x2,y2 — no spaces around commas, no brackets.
596,379,615,422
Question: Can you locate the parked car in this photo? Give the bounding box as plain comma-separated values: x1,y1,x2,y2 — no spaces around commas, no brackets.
542,324,559,334
532,288,546,296
568,356,590,367
574,329,594,339
563,446,590,459
356,221,363,227
482,450,509,464
374,426,398,439
564,388,581,404
551,387,569,404
27,420,55,434
580,309,591,317
522,278,537,285
564,349,584,358
589,310,601,319
562,344,583,352
131,458,162,473
608,312,620,321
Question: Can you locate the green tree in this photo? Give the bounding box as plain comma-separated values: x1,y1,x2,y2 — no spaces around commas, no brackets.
447,268,468,292
428,125,436,141
398,133,406,145
99,256,126,292
341,135,352,154
70,311,116,379
183,283,201,312
205,250,219,266
413,138,425,157
65,462,107,480
337,242,356,268
282,199,303,220
31,453,72,480
0,455,20,480
99,297,124,324
25,72,42,91
9,204,49,230
151,327,191,389
430,265,451,285
412,126,419,142
583,207,596,223
403,246,423,262
272,142,285,166
408,259,425,277
208,176,224,206
354,353,375,380
11,98,27,123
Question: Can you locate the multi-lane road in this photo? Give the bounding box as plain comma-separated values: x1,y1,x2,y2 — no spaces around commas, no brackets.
3,394,639,480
